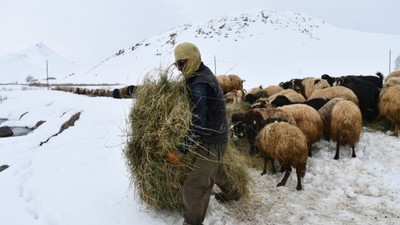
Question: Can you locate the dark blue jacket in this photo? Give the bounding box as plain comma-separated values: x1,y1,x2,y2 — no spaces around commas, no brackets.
179,63,228,154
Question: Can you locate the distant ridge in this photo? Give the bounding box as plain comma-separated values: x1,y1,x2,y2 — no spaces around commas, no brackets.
0,42,76,84
62,8,399,89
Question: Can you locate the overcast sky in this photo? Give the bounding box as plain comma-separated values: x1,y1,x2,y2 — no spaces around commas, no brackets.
1,0,399,68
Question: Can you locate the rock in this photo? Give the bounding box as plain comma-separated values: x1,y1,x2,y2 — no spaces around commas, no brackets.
0,126,13,137
0,165,10,173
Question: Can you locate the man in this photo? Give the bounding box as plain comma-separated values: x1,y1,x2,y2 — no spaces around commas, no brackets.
164,42,241,225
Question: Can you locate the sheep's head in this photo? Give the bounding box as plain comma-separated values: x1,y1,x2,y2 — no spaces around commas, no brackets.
271,95,291,107
231,112,246,138
279,80,292,89
231,110,264,139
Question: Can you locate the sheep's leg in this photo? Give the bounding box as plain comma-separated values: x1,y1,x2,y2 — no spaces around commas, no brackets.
351,144,356,158
270,158,277,174
277,165,291,187
393,124,399,137
296,169,303,190
307,142,312,157
249,144,258,156
334,141,340,160
261,156,268,176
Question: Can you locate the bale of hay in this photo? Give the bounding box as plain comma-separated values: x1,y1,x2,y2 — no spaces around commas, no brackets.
125,68,250,211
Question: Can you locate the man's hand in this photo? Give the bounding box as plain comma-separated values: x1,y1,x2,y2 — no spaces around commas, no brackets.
164,151,182,165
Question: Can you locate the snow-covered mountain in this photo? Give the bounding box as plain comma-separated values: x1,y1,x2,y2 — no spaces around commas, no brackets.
62,8,400,89
0,43,76,84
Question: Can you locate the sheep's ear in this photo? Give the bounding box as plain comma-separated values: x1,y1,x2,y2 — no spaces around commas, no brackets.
253,120,257,125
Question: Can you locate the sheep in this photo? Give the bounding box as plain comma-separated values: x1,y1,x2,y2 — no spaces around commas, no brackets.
267,89,306,103
384,70,400,82
112,89,121,99
244,85,265,104
323,72,384,89
333,76,380,122
379,84,400,136
383,77,400,88
321,74,335,86
216,74,244,94
330,100,362,160
279,80,293,89
308,86,359,106
228,74,244,91
278,104,324,157
271,95,327,110
231,108,296,155
250,97,271,109
224,89,246,103
264,85,284,97
250,89,305,109
291,77,330,99
216,75,232,94
256,120,308,190
119,86,129,97
317,98,345,140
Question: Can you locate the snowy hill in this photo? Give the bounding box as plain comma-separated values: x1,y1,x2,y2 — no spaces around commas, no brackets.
0,43,76,84
62,8,400,89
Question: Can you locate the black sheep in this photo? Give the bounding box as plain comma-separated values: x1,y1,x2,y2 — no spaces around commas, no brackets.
334,76,380,122
271,95,328,111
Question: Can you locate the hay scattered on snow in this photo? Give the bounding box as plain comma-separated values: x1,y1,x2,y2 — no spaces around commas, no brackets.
125,67,250,211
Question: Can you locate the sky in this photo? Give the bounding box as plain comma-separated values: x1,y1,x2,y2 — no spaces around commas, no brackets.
1,0,399,69
1,84,400,225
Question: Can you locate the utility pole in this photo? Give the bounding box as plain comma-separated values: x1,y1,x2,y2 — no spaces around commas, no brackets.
389,50,391,74
46,60,49,90
214,55,217,75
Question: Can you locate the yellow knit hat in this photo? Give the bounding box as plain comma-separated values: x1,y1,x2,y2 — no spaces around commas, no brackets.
174,42,202,77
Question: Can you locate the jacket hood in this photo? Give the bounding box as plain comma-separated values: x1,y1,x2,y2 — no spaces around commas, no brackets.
174,42,202,77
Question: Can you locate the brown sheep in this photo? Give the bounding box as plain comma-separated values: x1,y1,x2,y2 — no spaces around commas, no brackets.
224,89,246,103
120,86,130,96
228,74,244,91
292,77,330,99
230,108,296,155
267,89,306,103
244,85,265,104
216,75,232,94
308,86,359,106
279,104,324,157
256,121,308,190
264,85,284,97
379,84,400,136
216,74,244,94
383,77,400,88
317,98,345,140
384,70,400,82
330,100,362,160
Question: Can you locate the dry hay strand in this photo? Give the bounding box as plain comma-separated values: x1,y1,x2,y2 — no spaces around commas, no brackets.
125,67,250,211
223,141,252,197
125,68,193,211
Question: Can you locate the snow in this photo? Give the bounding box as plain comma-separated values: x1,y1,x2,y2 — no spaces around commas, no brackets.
1,84,400,225
1,8,400,225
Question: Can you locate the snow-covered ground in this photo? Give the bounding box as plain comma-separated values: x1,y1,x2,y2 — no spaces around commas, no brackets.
1,86,399,225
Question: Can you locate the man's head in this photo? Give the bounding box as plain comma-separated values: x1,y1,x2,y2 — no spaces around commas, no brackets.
174,42,201,77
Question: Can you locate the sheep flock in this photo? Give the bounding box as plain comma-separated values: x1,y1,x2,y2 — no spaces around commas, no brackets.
223,70,400,191
52,70,400,192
